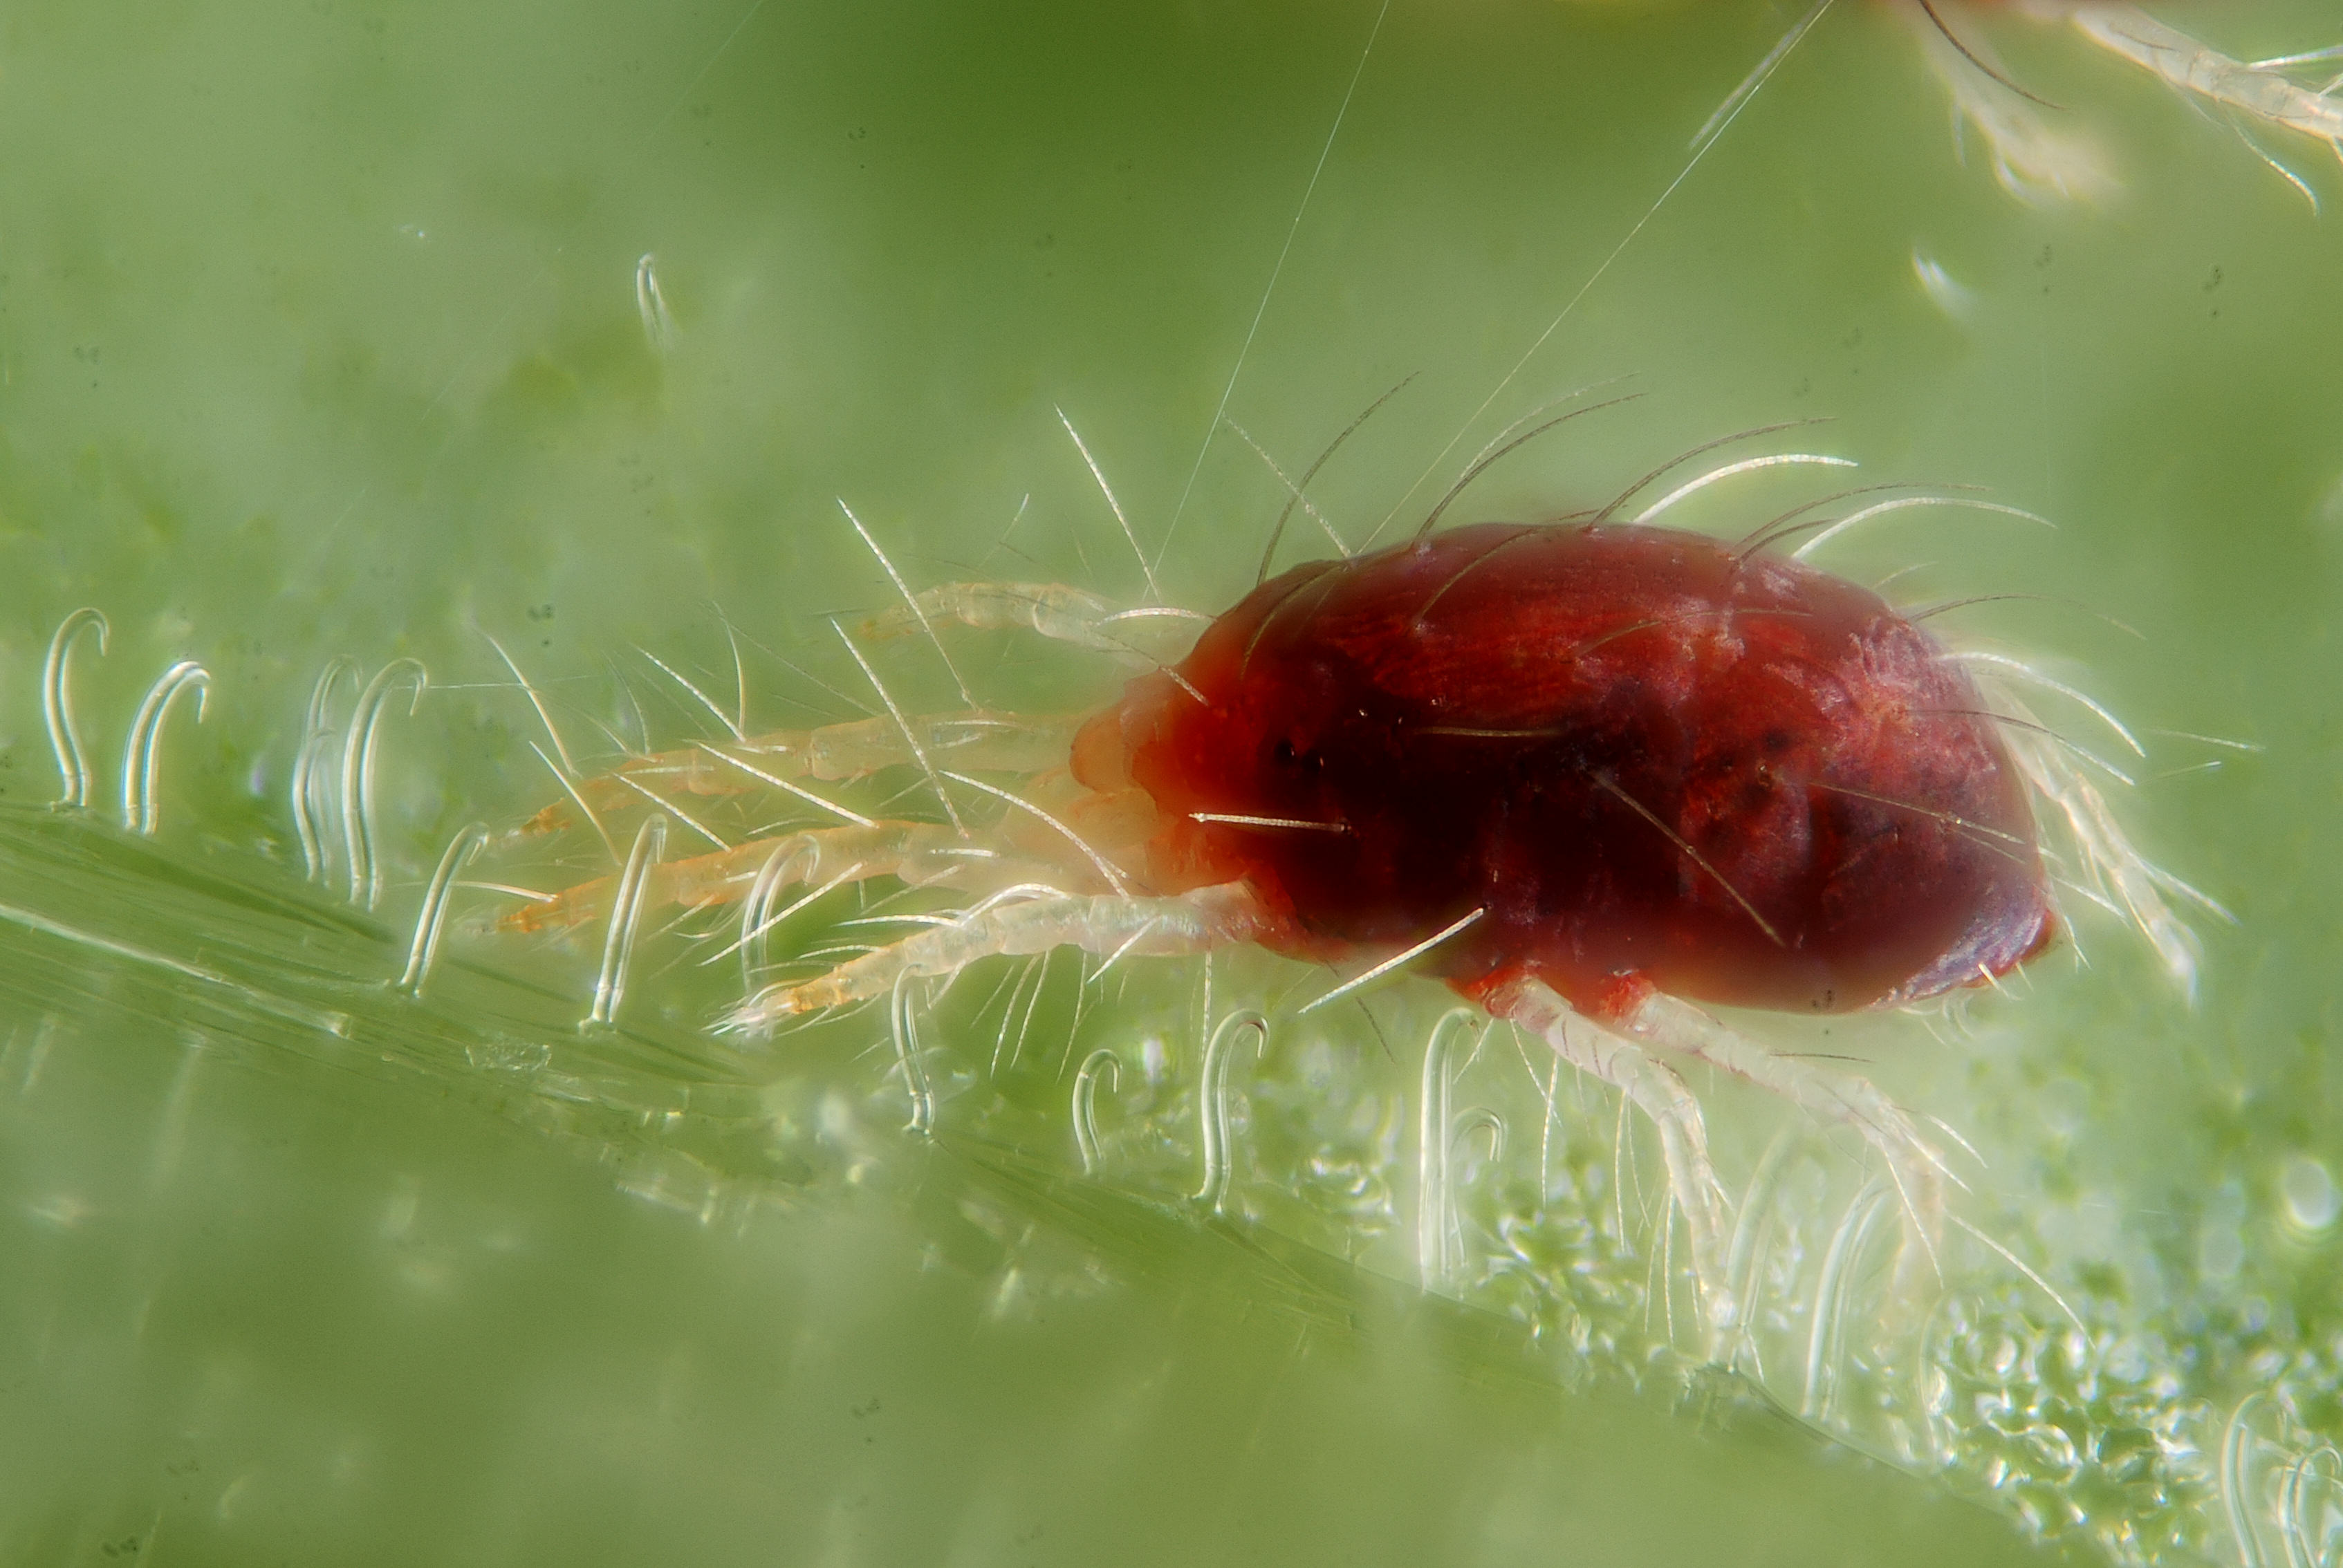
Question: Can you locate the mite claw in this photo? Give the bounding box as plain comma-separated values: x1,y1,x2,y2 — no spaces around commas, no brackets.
494,875,615,935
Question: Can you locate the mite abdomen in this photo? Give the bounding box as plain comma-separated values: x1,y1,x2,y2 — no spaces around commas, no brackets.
1108,521,2053,1018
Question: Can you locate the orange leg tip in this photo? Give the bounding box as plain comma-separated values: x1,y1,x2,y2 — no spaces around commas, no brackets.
493,885,608,935
515,803,574,837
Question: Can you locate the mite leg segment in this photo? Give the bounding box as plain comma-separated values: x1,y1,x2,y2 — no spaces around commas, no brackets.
1994,712,2208,1001
1620,991,1950,1285
2065,8,2342,167
724,881,1277,1030
516,711,1083,835
862,581,1122,651
1481,974,1738,1341
1899,0,2115,205
729,711,1080,782
862,581,1206,664
500,821,1053,933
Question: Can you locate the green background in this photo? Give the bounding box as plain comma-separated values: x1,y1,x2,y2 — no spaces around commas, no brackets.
0,0,2338,1561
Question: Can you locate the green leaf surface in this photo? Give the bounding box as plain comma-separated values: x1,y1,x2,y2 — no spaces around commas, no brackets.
0,1,2337,1562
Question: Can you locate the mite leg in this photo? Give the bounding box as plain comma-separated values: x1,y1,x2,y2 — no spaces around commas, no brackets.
1992,698,2210,1000
515,711,1083,835
1897,0,2115,205
2065,9,2342,171
725,881,1275,1031
499,821,1040,934
860,581,1205,664
862,581,1118,650
1479,973,1738,1341
1620,991,1950,1287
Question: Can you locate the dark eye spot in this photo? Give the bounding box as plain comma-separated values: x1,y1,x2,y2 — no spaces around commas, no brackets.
1273,738,1297,767
1762,729,1794,754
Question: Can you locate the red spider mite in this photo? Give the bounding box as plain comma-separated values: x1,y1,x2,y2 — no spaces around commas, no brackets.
495,424,2199,1333
1078,518,2059,1029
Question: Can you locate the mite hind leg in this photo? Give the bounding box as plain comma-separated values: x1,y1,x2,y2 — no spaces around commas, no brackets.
1895,0,2115,205
725,881,1279,1031
1479,973,1738,1345
515,711,1084,836
499,820,1059,934
1620,991,1952,1289
861,581,1206,663
2064,8,2343,174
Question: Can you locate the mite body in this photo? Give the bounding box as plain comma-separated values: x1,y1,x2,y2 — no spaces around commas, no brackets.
1080,521,2055,1025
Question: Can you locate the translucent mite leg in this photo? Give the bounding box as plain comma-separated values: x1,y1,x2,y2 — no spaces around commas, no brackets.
1899,0,2116,204
1995,716,2210,999
498,821,1009,933
515,711,1082,835
724,881,1276,1032
1620,991,1950,1288
1969,675,2215,998
1479,974,1738,1343
863,581,1120,650
860,581,1206,663
2065,8,2343,169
